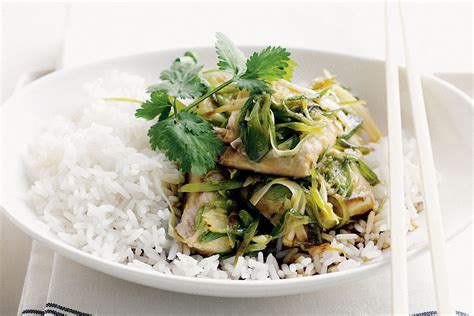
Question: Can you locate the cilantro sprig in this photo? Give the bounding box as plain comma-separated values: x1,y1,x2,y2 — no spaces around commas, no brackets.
185,33,295,111
135,33,297,175
148,111,224,175
135,90,171,121
147,52,207,99
136,91,224,174
136,53,224,175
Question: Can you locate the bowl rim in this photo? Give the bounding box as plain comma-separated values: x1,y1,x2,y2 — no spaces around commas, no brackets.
1,47,472,290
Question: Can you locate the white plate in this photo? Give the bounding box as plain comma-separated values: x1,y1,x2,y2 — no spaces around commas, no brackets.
2,48,472,297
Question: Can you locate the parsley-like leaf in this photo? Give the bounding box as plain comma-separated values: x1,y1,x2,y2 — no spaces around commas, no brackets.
147,54,207,99
213,35,294,94
135,90,172,121
243,46,291,81
235,47,293,93
148,111,225,175
187,34,297,110
215,32,247,76
234,77,271,94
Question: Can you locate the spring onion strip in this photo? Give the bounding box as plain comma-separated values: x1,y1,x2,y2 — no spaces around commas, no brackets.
309,171,340,229
332,195,350,228
199,231,227,243
285,93,321,101
338,118,363,140
250,178,303,207
103,97,144,103
300,100,313,120
290,189,307,214
179,180,245,192
345,154,380,185
268,110,319,157
333,85,382,141
343,160,354,197
276,122,325,133
339,100,367,106
234,219,259,264
336,139,372,154
211,98,247,114
202,68,220,74
269,131,308,156
319,97,354,129
281,104,315,126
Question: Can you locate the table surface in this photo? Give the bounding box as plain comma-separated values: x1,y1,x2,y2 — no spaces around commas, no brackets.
1,2,472,315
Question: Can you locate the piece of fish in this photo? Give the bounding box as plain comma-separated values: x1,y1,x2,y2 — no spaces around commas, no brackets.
219,121,341,178
174,171,233,256
223,110,240,143
184,231,232,255
254,184,291,225
174,173,224,239
332,168,375,218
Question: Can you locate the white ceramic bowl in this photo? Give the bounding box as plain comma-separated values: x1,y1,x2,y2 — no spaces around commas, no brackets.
2,48,472,297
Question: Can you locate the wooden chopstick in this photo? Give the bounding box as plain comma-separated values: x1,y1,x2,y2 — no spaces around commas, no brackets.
384,2,409,314
397,2,454,314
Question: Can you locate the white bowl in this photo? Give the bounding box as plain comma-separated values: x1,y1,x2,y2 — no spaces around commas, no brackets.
2,48,472,297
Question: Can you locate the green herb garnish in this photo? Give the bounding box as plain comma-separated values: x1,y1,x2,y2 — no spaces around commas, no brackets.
147,52,207,99
136,53,223,175
147,111,224,175
135,90,172,121
185,33,295,111
135,33,296,175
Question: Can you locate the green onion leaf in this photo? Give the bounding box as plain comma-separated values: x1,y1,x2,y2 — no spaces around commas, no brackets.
199,231,228,243
239,95,273,161
345,154,380,186
179,180,245,192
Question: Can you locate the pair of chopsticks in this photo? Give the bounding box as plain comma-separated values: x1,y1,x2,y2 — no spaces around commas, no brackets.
384,2,454,315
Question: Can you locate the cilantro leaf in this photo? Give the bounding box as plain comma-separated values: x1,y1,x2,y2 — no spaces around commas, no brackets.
148,111,224,175
147,54,207,99
215,32,247,76
135,90,172,121
233,47,292,94
243,46,291,81
185,35,299,111
234,77,271,94
212,36,294,95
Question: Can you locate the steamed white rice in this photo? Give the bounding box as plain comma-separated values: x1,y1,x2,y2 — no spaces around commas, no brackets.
25,72,423,280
